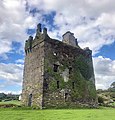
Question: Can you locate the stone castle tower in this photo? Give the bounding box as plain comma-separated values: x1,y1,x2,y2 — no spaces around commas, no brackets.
21,23,97,109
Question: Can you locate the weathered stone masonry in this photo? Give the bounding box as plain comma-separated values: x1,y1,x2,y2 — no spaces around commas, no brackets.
21,23,97,108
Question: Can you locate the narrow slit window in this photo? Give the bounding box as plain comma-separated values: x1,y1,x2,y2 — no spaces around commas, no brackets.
53,64,59,72
72,82,75,89
28,93,32,107
57,81,59,89
69,67,72,74
44,80,48,90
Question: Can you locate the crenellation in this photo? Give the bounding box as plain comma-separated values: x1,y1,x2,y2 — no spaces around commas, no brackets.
43,27,47,36
25,36,33,54
37,23,42,32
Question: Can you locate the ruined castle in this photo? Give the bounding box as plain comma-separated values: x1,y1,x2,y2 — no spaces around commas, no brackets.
21,23,97,109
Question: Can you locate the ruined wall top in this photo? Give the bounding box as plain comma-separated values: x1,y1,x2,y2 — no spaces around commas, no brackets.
62,31,78,47
25,23,92,56
83,47,92,56
35,23,48,39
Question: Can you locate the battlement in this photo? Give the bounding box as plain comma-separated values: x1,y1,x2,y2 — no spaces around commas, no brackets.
25,23,92,57
25,23,49,55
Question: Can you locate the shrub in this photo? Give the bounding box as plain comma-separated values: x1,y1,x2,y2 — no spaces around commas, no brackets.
98,96,104,104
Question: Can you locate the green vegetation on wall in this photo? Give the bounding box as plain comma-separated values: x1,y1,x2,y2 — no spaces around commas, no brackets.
75,55,92,80
44,49,96,103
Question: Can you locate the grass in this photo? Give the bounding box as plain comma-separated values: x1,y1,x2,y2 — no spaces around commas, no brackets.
0,101,115,120
0,100,21,106
0,107,115,120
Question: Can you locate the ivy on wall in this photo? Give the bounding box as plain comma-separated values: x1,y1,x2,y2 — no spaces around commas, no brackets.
75,55,93,80
44,46,96,106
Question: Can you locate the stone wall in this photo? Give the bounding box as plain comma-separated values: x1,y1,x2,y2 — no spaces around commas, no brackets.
62,31,76,47
43,38,97,108
22,36,45,108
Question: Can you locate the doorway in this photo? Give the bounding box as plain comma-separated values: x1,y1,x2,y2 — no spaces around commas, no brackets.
28,93,32,106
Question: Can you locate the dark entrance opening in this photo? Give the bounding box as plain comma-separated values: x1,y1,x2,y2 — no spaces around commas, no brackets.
53,64,59,72
65,93,68,101
28,93,32,106
69,67,72,74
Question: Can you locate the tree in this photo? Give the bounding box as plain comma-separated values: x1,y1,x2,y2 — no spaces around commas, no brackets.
108,81,115,92
0,93,7,100
111,82,115,88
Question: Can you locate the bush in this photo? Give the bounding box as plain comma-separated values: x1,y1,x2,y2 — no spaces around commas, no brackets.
0,104,19,108
98,96,104,104
4,99,12,102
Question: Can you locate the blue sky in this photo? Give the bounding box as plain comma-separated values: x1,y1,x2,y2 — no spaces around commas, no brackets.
95,42,115,60
0,0,115,94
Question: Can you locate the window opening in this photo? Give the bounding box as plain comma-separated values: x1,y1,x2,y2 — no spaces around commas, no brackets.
72,82,75,89
69,67,72,74
65,93,68,101
53,64,59,72
28,93,32,107
57,81,59,89
44,79,48,90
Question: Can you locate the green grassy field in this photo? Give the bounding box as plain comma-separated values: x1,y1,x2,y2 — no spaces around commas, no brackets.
0,100,21,106
0,101,115,120
0,108,115,120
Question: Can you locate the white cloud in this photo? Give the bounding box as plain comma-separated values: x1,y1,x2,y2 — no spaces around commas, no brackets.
0,90,21,94
0,63,23,84
0,40,12,55
35,0,115,18
16,59,24,64
0,0,41,57
93,56,115,90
